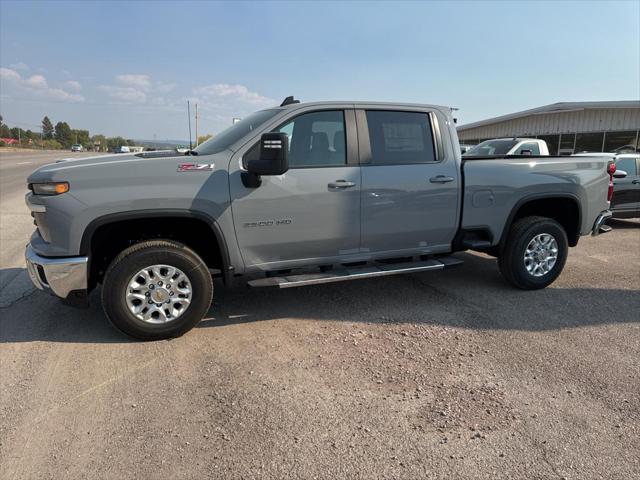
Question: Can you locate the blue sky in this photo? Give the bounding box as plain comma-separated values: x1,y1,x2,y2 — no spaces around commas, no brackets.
1,0,638,140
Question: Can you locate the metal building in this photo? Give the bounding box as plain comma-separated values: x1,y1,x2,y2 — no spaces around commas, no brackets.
457,101,640,155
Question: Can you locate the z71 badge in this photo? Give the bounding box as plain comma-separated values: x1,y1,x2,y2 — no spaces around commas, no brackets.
177,163,215,172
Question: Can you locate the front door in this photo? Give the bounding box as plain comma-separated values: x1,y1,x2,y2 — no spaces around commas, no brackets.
358,109,460,255
230,109,361,270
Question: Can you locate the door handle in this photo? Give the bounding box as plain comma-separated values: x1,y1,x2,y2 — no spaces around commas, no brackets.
632,180,640,184
328,180,356,189
429,175,454,184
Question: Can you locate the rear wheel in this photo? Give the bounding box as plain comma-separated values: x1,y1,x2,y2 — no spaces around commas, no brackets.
101,240,213,340
498,216,568,290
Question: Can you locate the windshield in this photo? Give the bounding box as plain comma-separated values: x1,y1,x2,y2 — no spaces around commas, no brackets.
193,109,281,155
464,139,519,156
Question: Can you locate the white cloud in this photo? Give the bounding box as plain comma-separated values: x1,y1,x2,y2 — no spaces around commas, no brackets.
63,80,82,92
192,83,274,106
9,62,29,71
99,85,147,103
116,74,152,91
0,67,21,82
44,88,85,102
0,67,84,102
24,74,48,89
100,74,176,105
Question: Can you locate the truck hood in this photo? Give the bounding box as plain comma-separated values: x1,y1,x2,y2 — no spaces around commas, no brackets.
27,151,229,184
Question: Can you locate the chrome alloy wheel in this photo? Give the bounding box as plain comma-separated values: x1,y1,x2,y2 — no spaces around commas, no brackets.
125,264,192,324
524,233,558,277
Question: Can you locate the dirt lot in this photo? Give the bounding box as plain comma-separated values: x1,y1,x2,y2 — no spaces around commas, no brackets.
1,151,639,479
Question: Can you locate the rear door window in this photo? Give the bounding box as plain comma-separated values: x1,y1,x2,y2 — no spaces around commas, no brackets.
365,111,435,164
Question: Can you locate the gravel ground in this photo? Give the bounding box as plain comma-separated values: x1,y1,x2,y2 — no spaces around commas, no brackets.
1,151,639,479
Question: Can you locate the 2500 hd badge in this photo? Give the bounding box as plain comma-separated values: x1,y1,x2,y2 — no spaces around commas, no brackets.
243,219,292,228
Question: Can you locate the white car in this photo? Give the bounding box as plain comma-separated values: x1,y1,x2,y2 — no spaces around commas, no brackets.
71,144,84,152
463,138,549,156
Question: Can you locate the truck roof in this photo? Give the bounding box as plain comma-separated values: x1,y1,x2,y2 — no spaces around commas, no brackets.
276,100,452,111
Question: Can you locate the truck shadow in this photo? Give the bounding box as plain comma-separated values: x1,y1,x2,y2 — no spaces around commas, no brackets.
607,218,640,229
1,252,637,344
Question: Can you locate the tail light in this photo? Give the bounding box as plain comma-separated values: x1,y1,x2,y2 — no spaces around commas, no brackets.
607,161,615,202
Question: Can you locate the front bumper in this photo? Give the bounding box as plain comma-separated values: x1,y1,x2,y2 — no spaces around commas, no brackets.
25,244,89,306
591,210,613,236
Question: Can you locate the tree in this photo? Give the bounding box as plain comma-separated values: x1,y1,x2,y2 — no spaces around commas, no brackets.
106,136,127,151
54,121,73,148
91,134,106,151
197,134,212,145
42,139,62,150
0,115,9,138
10,127,25,140
72,129,90,147
42,116,54,139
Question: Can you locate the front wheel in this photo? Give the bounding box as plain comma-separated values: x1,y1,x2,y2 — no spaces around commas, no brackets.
498,216,568,290
101,240,213,340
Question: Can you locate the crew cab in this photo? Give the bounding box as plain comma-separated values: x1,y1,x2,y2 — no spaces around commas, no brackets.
25,98,613,340
463,138,550,156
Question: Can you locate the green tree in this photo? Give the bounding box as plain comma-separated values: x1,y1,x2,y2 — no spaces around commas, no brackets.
26,129,39,141
54,121,73,148
72,129,90,147
91,134,106,151
42,139,62,150
197,134,212,145
0,115,10,138
42,116,54,139
10,127,25,140
106,136,127,151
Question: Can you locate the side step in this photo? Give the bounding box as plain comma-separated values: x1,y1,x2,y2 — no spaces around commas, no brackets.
247,256,463,289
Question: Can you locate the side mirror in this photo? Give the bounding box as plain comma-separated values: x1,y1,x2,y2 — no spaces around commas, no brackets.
242,133,289,188
613,169,627,179
519,149,533,156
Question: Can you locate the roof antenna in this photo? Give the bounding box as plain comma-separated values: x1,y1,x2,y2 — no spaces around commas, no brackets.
187,100,193,152
280,96,300,107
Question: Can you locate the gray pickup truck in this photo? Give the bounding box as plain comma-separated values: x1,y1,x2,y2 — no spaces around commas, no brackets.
25,98,614,340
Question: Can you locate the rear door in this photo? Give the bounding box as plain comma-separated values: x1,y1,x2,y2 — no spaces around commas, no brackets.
612,156,640,217
358,108,460,256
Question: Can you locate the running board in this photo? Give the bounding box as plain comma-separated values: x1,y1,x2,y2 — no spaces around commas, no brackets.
247,256,463,289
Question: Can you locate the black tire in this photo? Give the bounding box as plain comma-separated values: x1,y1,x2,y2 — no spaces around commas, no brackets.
101,240,213,340
497,216,568,290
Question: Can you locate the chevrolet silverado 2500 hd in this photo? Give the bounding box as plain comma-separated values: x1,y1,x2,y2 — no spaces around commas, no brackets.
25,98,613,340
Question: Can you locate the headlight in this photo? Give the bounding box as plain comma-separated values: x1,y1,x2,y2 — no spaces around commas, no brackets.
29,182,69,195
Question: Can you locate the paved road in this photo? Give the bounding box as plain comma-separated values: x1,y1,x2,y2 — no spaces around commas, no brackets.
1,150,639,479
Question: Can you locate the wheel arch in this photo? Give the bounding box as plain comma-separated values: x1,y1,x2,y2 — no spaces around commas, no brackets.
80,209,232,287
500,194,582,248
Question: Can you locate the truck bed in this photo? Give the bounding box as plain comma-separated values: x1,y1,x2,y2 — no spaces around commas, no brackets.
460,154,611,244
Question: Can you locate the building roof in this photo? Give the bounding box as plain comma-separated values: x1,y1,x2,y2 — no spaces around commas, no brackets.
458,101,640,131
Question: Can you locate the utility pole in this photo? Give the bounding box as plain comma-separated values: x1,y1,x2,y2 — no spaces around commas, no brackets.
195,103,199,147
